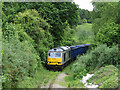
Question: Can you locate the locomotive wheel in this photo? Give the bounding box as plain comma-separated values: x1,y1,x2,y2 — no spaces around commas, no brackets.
59,65,64,71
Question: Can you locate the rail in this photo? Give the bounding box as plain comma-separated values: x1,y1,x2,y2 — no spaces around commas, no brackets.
36,72,59,89
48,73,58,89
36,77,45,88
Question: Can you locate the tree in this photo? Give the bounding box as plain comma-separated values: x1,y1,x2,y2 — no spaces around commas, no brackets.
37,2,80,46
96,22,119,46
78,8,92,23
14,9,53,64
92,2,119,45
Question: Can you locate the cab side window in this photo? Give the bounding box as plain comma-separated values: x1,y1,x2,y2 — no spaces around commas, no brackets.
64,53,66,61
69,51,70,58
66,52,68,60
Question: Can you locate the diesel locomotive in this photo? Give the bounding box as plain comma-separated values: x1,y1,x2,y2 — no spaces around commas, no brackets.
47,44,90,70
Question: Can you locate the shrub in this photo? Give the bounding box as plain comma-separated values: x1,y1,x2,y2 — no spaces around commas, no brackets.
2,38,39,88
100,76,118,88
72,44,119,80
82,18,87,23
88,65,119,88
96,22,119,46
64,75,84,88
67,79,84,88
72,62,87,80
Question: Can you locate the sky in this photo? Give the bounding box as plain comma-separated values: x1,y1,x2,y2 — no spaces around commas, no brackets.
73,0,94,11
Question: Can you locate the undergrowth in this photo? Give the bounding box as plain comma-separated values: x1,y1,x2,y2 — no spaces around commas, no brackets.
18,67,60,88
88,65,119,88
62,44,119,88
63,58,85,88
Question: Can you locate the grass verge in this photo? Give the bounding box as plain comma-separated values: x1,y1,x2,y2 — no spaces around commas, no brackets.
88,65,119,88
18,67,60,88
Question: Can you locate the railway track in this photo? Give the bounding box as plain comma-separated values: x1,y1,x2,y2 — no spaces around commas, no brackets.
48,74,58,88
36,77,45,88
36,73,59,89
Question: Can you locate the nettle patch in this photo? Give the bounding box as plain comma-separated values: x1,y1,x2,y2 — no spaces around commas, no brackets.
88,65,119,88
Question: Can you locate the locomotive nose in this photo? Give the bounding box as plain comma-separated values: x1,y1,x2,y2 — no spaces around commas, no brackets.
47,57,62,65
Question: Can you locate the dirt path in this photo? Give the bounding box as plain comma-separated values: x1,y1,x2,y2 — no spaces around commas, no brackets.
52,72,67,88
41,72,68,88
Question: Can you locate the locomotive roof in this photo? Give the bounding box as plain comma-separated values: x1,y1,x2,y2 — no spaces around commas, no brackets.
49,46,71,52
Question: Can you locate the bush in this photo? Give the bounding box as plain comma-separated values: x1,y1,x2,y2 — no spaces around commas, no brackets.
72,63,87,80
72,44,119,80
96,22,119,46
64,75,84,88
88,65,119,88
100,76,118,88
82,18,87,23
67,79,84,88
2,38,39,88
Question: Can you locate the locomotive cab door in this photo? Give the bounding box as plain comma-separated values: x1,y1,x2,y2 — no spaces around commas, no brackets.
62,50,71,64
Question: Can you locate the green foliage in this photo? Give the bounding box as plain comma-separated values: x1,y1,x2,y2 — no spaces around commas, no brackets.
63,60,77,75
18,68,60,88
13,9,53,64
72,63,87,80
2,2,20,23
72,44,119,80
68,79,84,88
88,65,119,88
2,2,79,47
61,24,75,46
78,8,92,24
2,2,80,88
72,23,94,45
64,44,119,88
37,2,80,46
82,18,87,23
100,76,118,88
63,59,86,88
96,22,119,46
92,2,119,45
64,76,84,88
2,39,39,88
14,9,50,39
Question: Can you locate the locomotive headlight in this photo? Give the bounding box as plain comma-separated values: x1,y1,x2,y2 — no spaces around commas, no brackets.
48,62,50,63
58,62,61,64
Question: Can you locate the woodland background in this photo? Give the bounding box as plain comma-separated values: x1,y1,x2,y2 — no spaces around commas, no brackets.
1,2,120,88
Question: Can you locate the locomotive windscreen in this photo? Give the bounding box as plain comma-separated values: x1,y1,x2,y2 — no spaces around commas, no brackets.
55,53,61,58
48,53,54,58
48,52,62,58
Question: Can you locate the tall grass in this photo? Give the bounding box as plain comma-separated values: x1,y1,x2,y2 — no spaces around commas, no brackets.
18,67,60,88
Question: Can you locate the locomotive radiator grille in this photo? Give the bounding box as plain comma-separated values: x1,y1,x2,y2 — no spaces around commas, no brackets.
47,58,62,65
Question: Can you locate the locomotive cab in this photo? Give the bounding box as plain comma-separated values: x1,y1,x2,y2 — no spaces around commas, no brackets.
47,52,63,65
47,46,71,69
